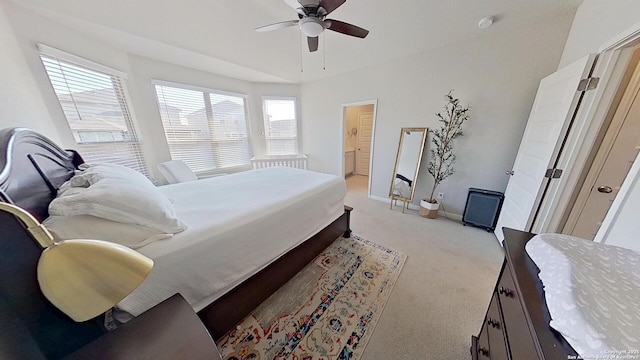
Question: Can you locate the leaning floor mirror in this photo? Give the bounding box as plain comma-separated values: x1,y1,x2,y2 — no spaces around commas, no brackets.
389,127,428,213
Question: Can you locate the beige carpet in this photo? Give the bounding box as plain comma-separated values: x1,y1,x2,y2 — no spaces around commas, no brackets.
345,175,504,360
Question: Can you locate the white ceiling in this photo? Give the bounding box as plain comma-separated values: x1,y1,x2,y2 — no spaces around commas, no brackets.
13,0,582,84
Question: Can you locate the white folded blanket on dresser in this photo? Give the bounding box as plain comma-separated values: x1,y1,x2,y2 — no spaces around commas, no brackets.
525,233,640,358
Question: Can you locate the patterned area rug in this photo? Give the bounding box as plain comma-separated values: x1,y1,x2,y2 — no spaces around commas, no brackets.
217,234,407,360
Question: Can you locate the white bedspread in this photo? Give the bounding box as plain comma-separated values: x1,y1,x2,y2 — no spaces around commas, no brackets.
525,233,640,357
117,167,346,316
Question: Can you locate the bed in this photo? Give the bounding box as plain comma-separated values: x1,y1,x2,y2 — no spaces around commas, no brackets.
392,173,412,198
472,228,639,360
0,127,352,358
118,166,346,320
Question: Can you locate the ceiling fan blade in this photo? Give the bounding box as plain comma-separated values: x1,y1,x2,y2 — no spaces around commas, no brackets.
308,36,319,52
255,20,299,33
319,0,345,15
325,19,369,38
283,0,301,9
299,0,320,6
284,0,320,10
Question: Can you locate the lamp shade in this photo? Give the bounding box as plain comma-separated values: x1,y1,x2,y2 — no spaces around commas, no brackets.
0,202,153,322
37,240,153,322
300,17,325,37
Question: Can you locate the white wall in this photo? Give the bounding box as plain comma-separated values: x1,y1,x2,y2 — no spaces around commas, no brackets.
558,0,640,69
558,0,640,249
0,2,61,142
3,2,299,181
301,14,574,215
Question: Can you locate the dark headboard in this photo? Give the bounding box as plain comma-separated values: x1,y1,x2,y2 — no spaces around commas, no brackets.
0,128,106,359
0,128,84,221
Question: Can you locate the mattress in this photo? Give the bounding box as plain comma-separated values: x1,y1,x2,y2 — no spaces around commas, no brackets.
525,233,640,357
117,167,346,317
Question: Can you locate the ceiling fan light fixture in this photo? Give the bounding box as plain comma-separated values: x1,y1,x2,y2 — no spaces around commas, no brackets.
300,17,325,37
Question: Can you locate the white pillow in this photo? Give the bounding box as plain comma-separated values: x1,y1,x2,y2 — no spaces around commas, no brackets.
57,179,88,195
44,215,173,249
71,163,153,187
49,177,187,234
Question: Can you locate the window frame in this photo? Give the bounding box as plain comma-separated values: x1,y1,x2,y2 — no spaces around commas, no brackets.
38,44,149,176
261,96,299,156
152,79,254,176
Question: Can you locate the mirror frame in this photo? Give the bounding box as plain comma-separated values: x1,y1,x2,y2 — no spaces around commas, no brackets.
389,127,428,203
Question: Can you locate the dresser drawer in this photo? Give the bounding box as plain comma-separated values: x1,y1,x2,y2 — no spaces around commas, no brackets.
498,266,538,359
487,292,509,360
473,231,578,360
472,321,490,360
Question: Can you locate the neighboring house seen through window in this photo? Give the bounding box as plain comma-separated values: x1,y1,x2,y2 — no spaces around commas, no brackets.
153,81,254,174
262,97,298,155
39,45,148,175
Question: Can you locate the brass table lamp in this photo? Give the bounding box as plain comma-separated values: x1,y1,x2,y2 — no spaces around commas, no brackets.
0,202,153,322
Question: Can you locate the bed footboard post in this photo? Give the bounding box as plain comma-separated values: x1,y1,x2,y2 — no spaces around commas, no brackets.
343,205,353,238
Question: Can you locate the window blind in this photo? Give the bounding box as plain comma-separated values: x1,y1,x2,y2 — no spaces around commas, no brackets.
154,82,253,174
40,53,148,175
262,97,298,155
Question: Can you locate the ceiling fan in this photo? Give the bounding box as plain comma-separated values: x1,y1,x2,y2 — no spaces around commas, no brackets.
256,0,369,52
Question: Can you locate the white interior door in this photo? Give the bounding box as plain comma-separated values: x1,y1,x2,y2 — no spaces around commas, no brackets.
495,55,597,242
356,113,373,175
570,72,640,239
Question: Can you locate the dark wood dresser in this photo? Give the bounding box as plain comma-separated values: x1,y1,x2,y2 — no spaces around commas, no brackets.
471,228,578,360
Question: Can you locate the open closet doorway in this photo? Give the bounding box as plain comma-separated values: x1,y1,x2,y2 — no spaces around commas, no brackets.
563,46,640,240
341,100,377,197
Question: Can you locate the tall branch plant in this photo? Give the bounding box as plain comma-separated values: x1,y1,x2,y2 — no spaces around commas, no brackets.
427,91,470,203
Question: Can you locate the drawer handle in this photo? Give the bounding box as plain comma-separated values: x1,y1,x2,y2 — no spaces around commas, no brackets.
479,347,489,357
499,286,513,297
487,317,501,329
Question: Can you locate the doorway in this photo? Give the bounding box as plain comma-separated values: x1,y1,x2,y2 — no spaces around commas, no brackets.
563,46,640,239
342,101,377,196
493,54,597,242
496,29,640,244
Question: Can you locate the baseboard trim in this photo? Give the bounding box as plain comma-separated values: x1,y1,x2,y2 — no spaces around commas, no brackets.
368,194,463,221
369,194,420,210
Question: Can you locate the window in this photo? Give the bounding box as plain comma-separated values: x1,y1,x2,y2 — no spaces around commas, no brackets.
153,81,253,174
39,45,148,175
262,97,298,155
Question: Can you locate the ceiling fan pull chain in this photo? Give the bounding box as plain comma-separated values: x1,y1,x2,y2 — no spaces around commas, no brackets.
299,29,304,73
323,32,326,70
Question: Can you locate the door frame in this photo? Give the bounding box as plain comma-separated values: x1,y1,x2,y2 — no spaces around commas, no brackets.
340,99,378,197
532,21,640,239
563,50,640,237
594,24,640,243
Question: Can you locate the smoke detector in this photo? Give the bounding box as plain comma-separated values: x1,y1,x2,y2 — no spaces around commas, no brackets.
478,16,495,30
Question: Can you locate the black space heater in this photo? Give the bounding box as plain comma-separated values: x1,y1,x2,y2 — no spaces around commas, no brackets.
462,188,504,231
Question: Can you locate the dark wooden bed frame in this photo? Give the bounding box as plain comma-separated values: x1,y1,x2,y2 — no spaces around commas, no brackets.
0,127,352,358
